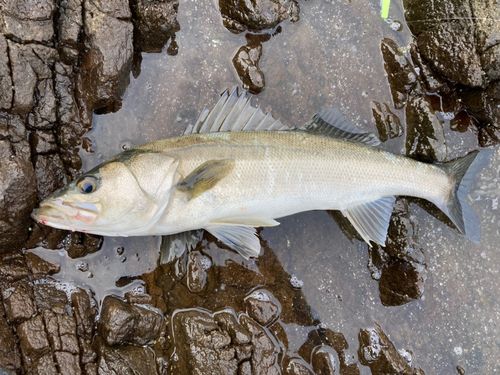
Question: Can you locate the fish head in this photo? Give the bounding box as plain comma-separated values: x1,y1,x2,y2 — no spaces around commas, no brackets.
32,150,180,236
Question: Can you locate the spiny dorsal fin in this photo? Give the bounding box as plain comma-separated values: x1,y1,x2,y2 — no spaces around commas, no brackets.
302,107,380,146
341,196,395,246
177,159,235,200
184,87,287,135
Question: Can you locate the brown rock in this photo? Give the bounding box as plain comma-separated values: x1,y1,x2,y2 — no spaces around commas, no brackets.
0,305,22,372
409,43,451,95
58,0,83,63
98,296,163,346
244,289,281,326
0,251,30,282
282,356,314,375
0,0,55,42
233,42,265,94
186,251,211,293
55,351,81,375
312,346,339,375
71,288,96,340
33,153,68,201
370,101,402,142
17,315,53,367
471,0,500,53
480,44,500,81
3,281,36,324
29,130,58,155
0,35,12,110
33,283,69,314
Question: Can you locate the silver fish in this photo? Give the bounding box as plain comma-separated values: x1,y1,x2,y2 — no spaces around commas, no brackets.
32,88,493,262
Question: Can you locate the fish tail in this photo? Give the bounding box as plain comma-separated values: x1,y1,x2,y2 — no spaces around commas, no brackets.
439,149,493,242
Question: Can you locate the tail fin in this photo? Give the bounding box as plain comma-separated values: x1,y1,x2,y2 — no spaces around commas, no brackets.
440,149,493,242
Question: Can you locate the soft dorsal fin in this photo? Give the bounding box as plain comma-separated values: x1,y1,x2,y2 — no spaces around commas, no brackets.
301,107,380,146
183,87,288,135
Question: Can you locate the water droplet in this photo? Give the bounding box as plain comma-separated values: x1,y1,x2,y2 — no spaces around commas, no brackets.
77,262,89,272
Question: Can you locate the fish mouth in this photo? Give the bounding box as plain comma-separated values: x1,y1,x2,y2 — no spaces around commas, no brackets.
31,200,100,231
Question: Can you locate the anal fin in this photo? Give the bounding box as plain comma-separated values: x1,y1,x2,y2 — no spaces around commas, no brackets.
341,196,395,246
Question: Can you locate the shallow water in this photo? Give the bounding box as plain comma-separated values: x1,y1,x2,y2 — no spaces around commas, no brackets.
31,0,500,373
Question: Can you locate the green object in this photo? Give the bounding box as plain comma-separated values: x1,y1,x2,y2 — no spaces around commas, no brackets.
381,0,390,18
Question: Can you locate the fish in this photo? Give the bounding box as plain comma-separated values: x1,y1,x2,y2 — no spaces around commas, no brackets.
31,88,493,263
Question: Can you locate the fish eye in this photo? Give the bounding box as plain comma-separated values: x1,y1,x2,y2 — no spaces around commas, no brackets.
77,177,99,194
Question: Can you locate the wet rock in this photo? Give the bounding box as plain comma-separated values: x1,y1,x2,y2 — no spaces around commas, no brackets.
17,315,57,373
3,281,36,324
417,22,483,88
244,289,281,326
94,336,156,374
43,309,79,355
358,323,412,375
0,303,22,372
98,296,163,346
25,253,60,280
0,0,55,43
477,125,500,147
403,0,473,36
186,250,211,293
82,0,133,111
240,314,280,375
132,0,180,53
460,88,500,128
370,101,402,142
34,283,70,314
480,44,500,82
233,42,265,94
450,111,479,133
0,137,37,253
33,153,68,202
66,232,103,259
405,95,447,163
71,288,97,363
220,0,299,33
487,81,500,100
55,351,81,374
0,251,29,282
381,38,417,109
312,346,339,375
24,222,67,251
58,0,83,63
29,130,58,155
32,79,57,130
368,199,425,306
471,0,500,53
0,35,12,110
409,44,451,95
282,356,314,375
214,311,252,346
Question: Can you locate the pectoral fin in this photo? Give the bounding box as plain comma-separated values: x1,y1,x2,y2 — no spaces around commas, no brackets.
342,196,395,246
205,223,262,259
160,230,202,264
177,159,235,200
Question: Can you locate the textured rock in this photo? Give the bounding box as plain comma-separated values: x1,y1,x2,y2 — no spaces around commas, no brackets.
282,357,314,375
471,0,500,53
33,284,70,313
311,346,339,375
220,0,299,33
381,38,417,109
29,130,58,155
370,101,402,142
480,44,500,82
460,88,500,129
98,296,163,346
417,22,483,88
0,35,12,110
244,289,281,326
409,44,451,95
233,42,266,94
358,323,412,375
58,0,83,63
33,153,68,202
186,251,211,293
0,0,56,42
405,95,447,163
3,281,36,324
0,303,22,372
0,251,30,282
82,0,133,111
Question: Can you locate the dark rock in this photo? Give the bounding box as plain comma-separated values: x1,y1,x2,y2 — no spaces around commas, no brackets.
186,250,211,293
244,289,281,326
0,305,22,372
471,0,500,53
410,43,451,94
312,346,339,375
98,296,163,346
417,22,483,88
282,356,314,375
33,283,70,314
0,0,55,43
405,95,447,163
170,309,239,374
0,251,30,282
487,81,500,100
24,222,68,250
54,351,81,375
233,42,265,94
456,364,466,375
0,139,37,253
240,314,280,375
17,315,56,372
3,281,36,324
66,232,103,259
450,111,479,133
58,0,83,63
403,0,473,36
7,41,37,115
33,153,68,201
214,311,252,346
84,362,98,375
460,88,500,128
43,309,79,355
94,336,157,374
478,125,500,147
0,35,12,110
82,0,133,111
480,44,500,81
370,101,402,142
358,323,412,375
132,0,180,53
29,130,58,155
220,0,299,33
381,38,417,109
33,79,57,130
